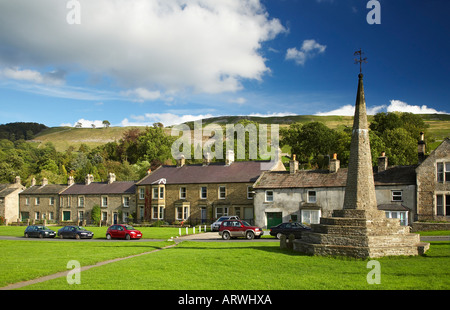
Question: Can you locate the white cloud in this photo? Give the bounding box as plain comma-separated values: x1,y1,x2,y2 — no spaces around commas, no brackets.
286,39,326,65
122,88,161,102
64,119,105,128
0,0,286,95
121,113,216,127
387,100,447,114
229,97,247,105
315,100,447,116
0,67,64,85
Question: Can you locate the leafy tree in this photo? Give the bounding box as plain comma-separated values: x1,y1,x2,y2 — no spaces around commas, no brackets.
382,128,417,165
91,205,101,226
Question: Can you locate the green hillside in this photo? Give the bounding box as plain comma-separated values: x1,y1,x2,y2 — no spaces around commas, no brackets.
31,114,449,152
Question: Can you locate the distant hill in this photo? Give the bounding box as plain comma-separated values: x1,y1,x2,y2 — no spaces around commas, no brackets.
27,114,449,152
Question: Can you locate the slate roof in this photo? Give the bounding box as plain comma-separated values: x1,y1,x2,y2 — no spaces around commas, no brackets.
137,161,271,185
254,166,417,189
20,184,68,195
60,181,136,195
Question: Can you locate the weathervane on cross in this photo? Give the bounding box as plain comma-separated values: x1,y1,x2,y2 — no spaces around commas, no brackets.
354,49,367,74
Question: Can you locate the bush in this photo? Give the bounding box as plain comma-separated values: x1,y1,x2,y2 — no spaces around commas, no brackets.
91,205,101,226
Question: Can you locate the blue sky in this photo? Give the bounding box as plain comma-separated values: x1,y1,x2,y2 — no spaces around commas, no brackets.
0,0,448,128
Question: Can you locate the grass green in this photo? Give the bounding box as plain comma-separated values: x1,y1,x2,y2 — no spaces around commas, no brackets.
3,241,448,290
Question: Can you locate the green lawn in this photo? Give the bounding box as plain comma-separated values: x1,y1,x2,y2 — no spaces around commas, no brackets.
0,240,170,288
6,241,449,290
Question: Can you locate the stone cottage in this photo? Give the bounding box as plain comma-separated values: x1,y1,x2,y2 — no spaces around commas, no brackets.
59,173,136,225
19,177,68,223
253,153,417,228
416,138,450,222
135,151,285,225
0,176,25,223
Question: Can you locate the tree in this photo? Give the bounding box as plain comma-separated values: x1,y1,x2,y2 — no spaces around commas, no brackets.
102,120,111,128
382,128,417,165
91,205,101,226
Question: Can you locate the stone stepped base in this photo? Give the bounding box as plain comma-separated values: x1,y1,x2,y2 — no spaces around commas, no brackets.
292,210,429,258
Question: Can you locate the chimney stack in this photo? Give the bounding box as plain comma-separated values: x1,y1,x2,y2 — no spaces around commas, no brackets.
107,172,116,184
329,153,340,173
31,178,36,187
377,151,388,172
203,152,212,166
418,131,426,163
177,155,186,167
85,174,94,185
41,178,48,186
15,176,21,185
68,176,74,186
290,154,299,174
225,150,234,166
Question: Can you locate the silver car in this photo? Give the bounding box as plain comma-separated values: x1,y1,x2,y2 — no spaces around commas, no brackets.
210,215,239,231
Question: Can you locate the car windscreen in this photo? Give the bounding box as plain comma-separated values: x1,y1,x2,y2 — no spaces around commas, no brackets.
76,226,87,231
241,221,251,226
124,225,135,230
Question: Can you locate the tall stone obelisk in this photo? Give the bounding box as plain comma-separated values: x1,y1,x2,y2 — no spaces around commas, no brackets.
341,73,384,219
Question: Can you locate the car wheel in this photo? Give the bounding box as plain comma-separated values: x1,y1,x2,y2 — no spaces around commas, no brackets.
276,233,283,239
246,231,255,240
59,234,64,239
125,234,131,240
222,231,230,240
39,233,44,239
106,234,112,240
25,233,29,238
75,234,80,240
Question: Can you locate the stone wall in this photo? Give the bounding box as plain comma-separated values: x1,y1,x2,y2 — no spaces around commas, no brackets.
411,222,450,232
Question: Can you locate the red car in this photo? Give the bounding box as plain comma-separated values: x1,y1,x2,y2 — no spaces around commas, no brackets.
106,224,142,240
218,219,264,240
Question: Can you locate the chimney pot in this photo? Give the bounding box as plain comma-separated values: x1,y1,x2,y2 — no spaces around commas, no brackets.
290,154,299,174
329,154,340,173
378,152,388,172
68,176,74,186
42,178,48,186
225,150,234,166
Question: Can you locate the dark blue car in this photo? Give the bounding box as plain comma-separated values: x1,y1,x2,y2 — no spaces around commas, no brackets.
24,225,56,238
58,226,94,239
269,222,311,239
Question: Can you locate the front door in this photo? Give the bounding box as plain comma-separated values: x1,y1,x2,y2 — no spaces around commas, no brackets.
266,212,282,228
113,213,118,224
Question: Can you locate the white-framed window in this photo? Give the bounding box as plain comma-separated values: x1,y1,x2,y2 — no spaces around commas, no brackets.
307,191,316,203
35,197,40,205
437,162,450,183
176,206,190,220
391,190,403,202
139,188,145,200
101,196,108,207
301,209,321,225
385,211,408,226
159,186,164,199
265,190,274,202
102,211,108,222
78,196,85,208
218,186,226,199
215,207,229,218
200,186,207,199
26,197,30,205
123,211,129,222
49,212,54,220
123,196,130,208
152,187,158,199
247,186,254,199
35,212,40,220
49,197,55,206
180,187,186,199
436,194,450,216
152,205,164,219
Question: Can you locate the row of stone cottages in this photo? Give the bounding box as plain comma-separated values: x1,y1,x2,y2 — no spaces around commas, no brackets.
0,137,449,229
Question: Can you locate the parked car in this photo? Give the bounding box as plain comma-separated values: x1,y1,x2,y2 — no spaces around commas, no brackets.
211,215,239,231
106,224,142,240
24,225,56,238
219,219,263,240
58,226,94,239
269,222,311,239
